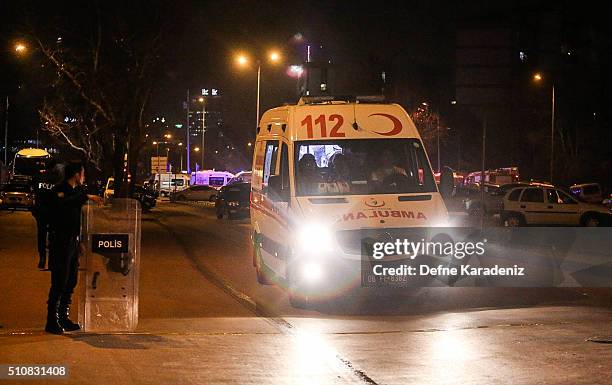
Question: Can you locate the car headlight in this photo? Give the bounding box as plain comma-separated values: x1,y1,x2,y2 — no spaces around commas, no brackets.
296,222,335,253
228,201,239,207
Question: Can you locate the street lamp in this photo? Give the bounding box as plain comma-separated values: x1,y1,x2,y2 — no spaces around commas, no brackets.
4,41,29,165
235,50,282,131
533,72,555,183
197,97,206,170
178,142,183,172
14,42,27,55
152,141,161,192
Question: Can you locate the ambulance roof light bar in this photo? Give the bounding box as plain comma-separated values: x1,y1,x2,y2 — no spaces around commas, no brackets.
298,95,385,105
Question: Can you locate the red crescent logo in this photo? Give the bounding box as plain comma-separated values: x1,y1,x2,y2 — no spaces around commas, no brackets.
369,113,402,136
364,197,385,207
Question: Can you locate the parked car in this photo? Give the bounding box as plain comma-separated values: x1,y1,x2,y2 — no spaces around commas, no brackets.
215,182,250,219
463,182,531,216
0,183,35,210
501,185,611,226
170,185,217,202
101,178,158,211
570,183,603,204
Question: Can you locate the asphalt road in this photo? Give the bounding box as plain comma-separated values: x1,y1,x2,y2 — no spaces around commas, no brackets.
0,202,611,384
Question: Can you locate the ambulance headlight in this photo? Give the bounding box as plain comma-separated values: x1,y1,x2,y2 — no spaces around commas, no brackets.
297,222,335,253
301,262,323,282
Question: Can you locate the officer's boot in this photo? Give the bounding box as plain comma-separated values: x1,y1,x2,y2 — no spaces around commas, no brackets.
58,300,80,332
45,301,64,335
37,255,46,270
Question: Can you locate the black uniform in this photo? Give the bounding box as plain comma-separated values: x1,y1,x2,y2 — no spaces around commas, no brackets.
45,181,88,333
32,185,54,269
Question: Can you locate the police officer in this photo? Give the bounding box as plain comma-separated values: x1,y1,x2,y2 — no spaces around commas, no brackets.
45,161,102,334
32,160,61,270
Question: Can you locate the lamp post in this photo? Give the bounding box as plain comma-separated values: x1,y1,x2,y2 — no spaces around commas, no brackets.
198,97,206,170
235,51,281,131
178,142,183,172
533,72,555,183
152,141,160,192
166,147,170,172
3,96,8,166
3,42,28,165
186,89,191,175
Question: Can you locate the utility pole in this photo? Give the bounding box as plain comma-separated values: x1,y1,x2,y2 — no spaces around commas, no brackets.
480,112,487,230
201,99,206,170
256,64,261,130
550,85,555,183
186,89,191,174
3,96,8,166
436,113,441,173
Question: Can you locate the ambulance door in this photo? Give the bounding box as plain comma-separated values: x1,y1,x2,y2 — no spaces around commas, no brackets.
273,141,292,277
257,140,285,275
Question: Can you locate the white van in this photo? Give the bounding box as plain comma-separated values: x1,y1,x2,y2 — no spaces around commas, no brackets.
250,97,449,306
190,170,235,189
153,173,190,196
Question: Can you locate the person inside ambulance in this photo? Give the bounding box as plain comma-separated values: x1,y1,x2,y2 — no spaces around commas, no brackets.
369,148,408,192
297,153,322,195
324,153,351,194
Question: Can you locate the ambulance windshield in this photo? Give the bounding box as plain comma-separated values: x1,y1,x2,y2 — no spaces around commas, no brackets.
295,139,437,196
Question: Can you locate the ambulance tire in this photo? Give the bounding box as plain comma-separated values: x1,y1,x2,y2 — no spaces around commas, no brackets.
289,293,311,309
254,240,273,285
287,266,311,309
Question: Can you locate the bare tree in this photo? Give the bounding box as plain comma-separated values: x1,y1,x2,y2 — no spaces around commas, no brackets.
30,2,165,196
410,104,449,165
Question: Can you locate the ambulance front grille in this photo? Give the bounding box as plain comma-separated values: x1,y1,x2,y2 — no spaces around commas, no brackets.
335,228,429,255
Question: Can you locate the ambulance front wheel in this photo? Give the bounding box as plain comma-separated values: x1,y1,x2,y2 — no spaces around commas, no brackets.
289,292,311,309
253,239,272,285
287,266,312,309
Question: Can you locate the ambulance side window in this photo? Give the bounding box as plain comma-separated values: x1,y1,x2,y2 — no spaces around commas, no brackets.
280,143,290,191
252,141,265,190
263,140,279,187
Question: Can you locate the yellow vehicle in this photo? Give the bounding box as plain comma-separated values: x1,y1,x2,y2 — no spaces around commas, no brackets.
250,97,449,306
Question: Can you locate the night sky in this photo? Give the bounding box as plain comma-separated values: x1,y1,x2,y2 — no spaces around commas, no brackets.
1,0,611,185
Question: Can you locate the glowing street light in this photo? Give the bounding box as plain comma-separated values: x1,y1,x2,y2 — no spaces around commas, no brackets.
193,147,200,152
14,42,27,54
533,71,555,182
235,50,283,131
236,54,248,66
269,51,281,62
289,65,304,77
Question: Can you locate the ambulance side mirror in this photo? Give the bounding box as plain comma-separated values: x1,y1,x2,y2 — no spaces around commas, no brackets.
439,166,454,200
267,175,289,202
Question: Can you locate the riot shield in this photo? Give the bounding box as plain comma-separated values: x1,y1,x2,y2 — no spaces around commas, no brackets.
78,198,141,332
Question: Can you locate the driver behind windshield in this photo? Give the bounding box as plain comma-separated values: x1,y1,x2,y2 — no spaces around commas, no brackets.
323,153,351,194
369,148,407,185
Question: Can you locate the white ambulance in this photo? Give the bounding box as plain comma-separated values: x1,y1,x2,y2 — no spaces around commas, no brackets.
250,96,450,307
